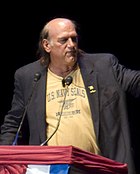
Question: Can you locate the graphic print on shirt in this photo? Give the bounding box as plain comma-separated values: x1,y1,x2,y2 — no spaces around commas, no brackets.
47,87,86,118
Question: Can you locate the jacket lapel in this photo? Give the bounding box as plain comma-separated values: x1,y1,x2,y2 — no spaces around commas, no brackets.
79,56,100,139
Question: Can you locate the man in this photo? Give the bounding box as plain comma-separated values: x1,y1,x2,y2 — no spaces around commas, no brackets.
0,18,139,174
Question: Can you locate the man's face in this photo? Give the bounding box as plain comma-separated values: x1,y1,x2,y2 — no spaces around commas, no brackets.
44,20,78,67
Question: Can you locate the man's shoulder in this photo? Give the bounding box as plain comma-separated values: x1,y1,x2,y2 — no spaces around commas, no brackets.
79,52,117,65
15,60,42,77
81,52,115,60
17,60,40,71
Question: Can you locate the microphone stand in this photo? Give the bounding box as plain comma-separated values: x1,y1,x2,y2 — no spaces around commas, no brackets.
40,86,68,146
40,76,73,146
12,72,41,145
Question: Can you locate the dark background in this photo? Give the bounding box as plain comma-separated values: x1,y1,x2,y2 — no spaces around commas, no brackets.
0,1,139,173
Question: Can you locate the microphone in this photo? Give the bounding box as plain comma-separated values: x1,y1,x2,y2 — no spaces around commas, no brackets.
40,76,73,146
62,76,73,87
12,72,41,145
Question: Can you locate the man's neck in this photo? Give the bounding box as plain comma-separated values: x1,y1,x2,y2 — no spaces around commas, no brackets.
48,63,77,78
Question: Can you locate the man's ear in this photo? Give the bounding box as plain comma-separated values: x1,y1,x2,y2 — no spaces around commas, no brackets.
42,39,51,53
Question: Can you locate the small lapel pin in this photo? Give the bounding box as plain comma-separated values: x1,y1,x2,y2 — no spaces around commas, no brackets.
88,85,96,93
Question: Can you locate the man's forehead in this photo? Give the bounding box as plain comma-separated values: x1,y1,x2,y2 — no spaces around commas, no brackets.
47,18,73,29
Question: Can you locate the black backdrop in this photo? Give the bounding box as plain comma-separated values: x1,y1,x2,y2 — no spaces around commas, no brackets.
0,1,139,173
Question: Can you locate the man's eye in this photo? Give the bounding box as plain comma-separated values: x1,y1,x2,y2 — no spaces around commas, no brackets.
58,37,78,44
59,39,67,44
72,37,78,42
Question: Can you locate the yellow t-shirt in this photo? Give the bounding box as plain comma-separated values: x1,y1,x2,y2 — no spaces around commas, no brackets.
46,66,100,154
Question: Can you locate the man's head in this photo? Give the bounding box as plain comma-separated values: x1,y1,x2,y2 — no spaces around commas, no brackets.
39,18,79,67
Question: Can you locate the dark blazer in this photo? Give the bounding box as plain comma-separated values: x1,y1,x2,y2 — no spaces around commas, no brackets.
0,53,140,174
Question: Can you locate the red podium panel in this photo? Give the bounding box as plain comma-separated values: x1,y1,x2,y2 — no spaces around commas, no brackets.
0,145,128,174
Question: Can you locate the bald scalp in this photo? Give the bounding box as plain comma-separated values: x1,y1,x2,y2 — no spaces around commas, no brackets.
42,18,76,39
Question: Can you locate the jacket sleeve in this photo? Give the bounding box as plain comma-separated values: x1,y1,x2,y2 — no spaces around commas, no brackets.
111,55,140,98
0,69,25,145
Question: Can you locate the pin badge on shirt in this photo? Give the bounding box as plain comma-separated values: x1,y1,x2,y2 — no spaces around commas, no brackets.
88,85,96,93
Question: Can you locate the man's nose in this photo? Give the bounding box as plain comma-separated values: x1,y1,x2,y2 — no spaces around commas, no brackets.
67,38,75,47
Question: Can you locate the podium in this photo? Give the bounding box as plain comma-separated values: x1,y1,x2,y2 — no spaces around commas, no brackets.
0,145,128,174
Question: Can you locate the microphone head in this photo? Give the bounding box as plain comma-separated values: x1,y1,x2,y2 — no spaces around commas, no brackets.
34,72,41,82
62,76,73,87
65,76,73,86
